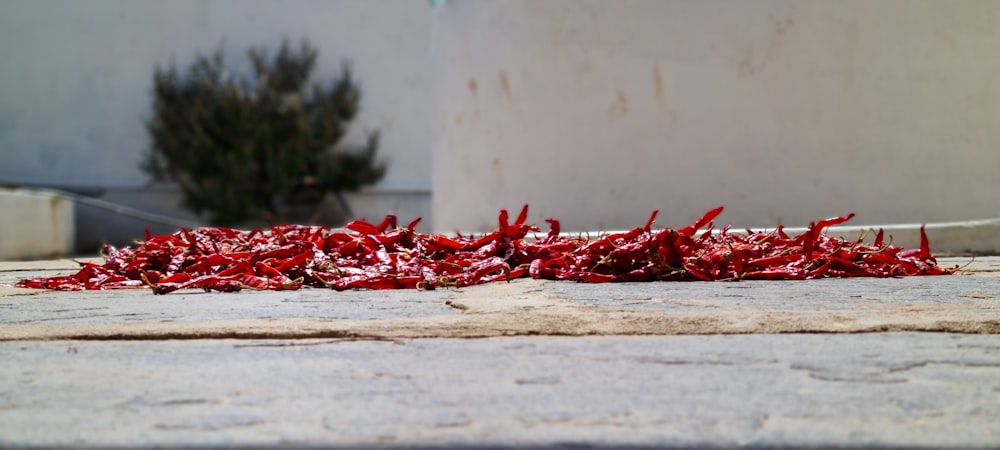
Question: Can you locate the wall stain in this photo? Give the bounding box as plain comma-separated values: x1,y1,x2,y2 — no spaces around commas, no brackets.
608,89,628,120
738,57,756,78
734,14,796,80
499,71,512,101
653,63,664,102
468,78,478,96
843,20,859,84
771,15,794,36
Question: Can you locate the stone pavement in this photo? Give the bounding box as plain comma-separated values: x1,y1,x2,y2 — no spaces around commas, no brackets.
1,257,999,448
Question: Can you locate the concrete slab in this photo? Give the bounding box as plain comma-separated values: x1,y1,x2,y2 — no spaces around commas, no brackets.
1,258,998,340
2,334,999,448
2,257,999,448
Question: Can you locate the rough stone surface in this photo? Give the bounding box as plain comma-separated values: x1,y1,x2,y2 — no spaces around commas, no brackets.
1,258,998,340
2,258,1000,448
2,334,1000,448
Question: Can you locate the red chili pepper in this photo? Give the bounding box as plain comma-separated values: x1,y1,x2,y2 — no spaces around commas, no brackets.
678,206,724,237
16,206,957,293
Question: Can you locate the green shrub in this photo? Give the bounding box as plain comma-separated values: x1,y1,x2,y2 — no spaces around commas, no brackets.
143,39,385,226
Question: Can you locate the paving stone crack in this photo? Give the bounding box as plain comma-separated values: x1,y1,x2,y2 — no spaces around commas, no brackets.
232,337,406,348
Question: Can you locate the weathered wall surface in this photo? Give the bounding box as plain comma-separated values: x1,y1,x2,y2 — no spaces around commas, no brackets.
0,0,433,233
4,0,1000,246
431,1,1000,232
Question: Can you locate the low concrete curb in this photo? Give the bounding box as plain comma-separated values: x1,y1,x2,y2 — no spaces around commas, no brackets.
0,188,74,260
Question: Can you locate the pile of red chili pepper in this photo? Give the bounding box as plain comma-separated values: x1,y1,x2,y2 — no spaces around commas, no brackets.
17,206,955,294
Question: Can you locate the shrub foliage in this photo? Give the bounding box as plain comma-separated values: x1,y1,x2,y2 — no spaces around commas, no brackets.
143,39,385,226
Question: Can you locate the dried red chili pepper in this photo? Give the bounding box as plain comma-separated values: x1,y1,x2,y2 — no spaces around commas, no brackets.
15,206,957,293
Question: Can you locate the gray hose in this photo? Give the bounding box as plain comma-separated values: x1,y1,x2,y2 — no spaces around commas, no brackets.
12,187,204,230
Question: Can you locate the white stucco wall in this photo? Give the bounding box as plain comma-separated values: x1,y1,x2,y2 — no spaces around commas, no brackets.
5,0,1000,245
431,1,1000,232
0,0,433,223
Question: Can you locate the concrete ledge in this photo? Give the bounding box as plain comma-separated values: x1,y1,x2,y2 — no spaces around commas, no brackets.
2,257,997,341
803,218,1000,256
0,188,74,260
564,218,1000,256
